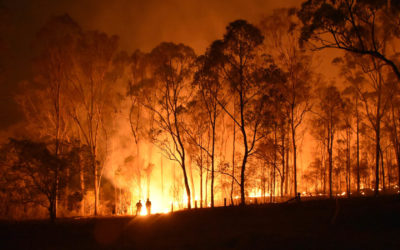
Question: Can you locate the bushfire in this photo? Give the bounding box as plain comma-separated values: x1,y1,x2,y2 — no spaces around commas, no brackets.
1,0,400,223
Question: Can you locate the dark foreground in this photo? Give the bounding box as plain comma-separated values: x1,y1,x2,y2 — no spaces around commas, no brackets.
1,196,400,249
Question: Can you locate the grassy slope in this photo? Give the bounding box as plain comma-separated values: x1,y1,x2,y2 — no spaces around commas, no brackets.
1,196,400,249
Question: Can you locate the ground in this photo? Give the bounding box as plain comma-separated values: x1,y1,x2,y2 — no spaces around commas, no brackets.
1,196,400,249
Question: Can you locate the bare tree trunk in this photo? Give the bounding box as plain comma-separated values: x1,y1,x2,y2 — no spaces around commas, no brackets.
328,126,334,199
239,87,248,206
188,157,195,205
79,150,85,216
94,153,99,215
375,95,381,196
391,106,400,189
273,123,277,201
240,149,249,205
356,97,360,194
211,122,215,208
205,162,209,207
230,109,236,205
281,129,285,197
347,127,351,198
181,157,191,209
291,116,297,197
269,164,273,203
261,161,266,203
285,147,289,195
200,146,203,208
380,146,385,192
375,129,380,196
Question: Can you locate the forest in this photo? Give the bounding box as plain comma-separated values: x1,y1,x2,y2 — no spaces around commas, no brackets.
1,0,400,222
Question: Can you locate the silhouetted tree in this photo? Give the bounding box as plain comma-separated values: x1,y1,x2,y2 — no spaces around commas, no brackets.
260,9,312,197
337,53,395,195
145,42,196,209
0,139,81,221
298,0,400,80
193,52,225,208
313,84,344,198
69,30,119,215
207,20,280,205
16,14,81,215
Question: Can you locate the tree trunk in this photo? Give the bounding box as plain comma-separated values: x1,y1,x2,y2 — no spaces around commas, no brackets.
49,198,56,222
356,97,360,194
188,157,195,205
200,148,203,208
94,157,99,215
281,129,285,197
230,110,236,205
347,127,351,198
328,126,334,199
211,122,216,208
391,104,400,190
273,124,277,201
375,127,380,196
375,95,381,196
381,147,385,191
80,152,85,216
240,149,248,206
291,115,297,197
285,147,289,195
182,162,192,209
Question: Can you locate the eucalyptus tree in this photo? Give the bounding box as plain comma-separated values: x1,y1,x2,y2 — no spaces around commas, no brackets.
205,20,281,205
298,0,400,81
185,100,209,208
313,85,345,198
144,42,196,209
260,9,312,196
337,53,395,195
68,30,119,215
16,14,81,215
340,96,354,197
387,86,400,189
340,83,363,193
192,51,225,207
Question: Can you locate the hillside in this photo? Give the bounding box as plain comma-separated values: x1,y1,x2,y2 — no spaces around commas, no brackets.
1,196,400,249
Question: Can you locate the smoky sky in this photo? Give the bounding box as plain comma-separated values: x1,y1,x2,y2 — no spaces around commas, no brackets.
0,0,301,130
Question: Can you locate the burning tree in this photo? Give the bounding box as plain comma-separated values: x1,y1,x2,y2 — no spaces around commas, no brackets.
143,42,197,209
16,14,82,215
68,30,119,215
260,9,313,197
206,20,281,205
313,84,345,198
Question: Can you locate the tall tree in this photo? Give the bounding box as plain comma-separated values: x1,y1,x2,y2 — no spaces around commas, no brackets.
68,30,118,215
387,87,400,189
144,42,196,209
313,85,344,198
16,14,81,217
298,0,400,80
260,9,312,197
193,52,224,208
207,20,279,205
340,52,395,195
0,139,80,221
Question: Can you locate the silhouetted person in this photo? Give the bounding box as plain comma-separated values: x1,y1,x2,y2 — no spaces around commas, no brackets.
296,192,301,202
287,192,302,204
146,198,152,215
136,200,142,216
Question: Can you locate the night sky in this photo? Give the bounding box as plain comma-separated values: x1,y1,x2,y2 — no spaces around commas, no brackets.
0,0,301,130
